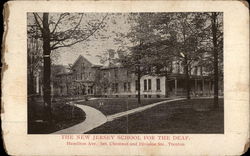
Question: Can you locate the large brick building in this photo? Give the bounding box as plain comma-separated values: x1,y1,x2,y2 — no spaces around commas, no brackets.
54,55,223,98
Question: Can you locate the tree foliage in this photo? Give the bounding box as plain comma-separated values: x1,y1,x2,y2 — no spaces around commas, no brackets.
27,13,108,122
115,12,223,100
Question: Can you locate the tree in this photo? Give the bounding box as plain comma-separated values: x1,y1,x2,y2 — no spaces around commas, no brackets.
27,28,43,121
118,13,160,104
27,30,43,97
96,49,117,66
163,13,210,99
211,12,223,109
28,13,108,122
194,12,223,108
145,13,178,97
147,40,175,98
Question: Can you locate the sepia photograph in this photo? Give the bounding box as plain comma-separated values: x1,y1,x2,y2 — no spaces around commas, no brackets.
3,1,249,155
27,12,224,134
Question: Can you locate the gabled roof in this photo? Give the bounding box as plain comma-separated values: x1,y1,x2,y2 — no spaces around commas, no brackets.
71,55,92,68
72,55,103,69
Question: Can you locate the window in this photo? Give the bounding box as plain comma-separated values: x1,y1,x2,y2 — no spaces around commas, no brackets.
144,79,147,91
156,78,161,90
104,86,107,93
135,80,139,91
200,66,203,76
90,86,93,94
88,86,93,94
123,82,131,92
124,82,127,92
128,82,131,91
114,69,118,78
115,83,119,93
148,79,152,90
81,73,84,80
111,83,114,92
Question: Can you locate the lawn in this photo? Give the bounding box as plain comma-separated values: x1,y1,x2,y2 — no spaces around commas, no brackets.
87,98,224,134
28,97,86,134
76,98,167,115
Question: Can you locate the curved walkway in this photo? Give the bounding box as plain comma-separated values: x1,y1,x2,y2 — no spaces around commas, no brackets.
53,104,107,134
107,98,185,121
53,98,186,134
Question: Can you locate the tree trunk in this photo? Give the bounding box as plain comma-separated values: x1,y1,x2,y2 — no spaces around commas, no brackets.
184,57,190,99
42,13,52,122
165,70,169,98
212,13,219,109
137,67,141,104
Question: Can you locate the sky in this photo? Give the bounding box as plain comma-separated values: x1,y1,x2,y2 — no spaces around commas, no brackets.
28,12,221,67
49,13,131,66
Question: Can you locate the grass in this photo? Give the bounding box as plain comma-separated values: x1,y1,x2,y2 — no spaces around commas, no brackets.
87,98,224,134
28,97,86,134
76,98,167,115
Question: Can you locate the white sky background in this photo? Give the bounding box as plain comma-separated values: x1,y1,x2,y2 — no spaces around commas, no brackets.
28,12,221,66
50,13,131,66
27,13,132,66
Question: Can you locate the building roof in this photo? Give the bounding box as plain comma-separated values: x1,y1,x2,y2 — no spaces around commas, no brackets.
92,65,103,68
71,54,105,68
100,63,123,70
71,54,126,70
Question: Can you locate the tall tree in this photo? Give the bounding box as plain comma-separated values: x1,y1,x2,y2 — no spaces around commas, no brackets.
146,13,178,97
28,13,108,122
211,12,223,109
118,44,145,104
120,13,159,104
196,12,223,107
164,13,209,99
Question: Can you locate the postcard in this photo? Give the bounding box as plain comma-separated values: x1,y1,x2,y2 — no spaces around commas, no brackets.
2,0,249,155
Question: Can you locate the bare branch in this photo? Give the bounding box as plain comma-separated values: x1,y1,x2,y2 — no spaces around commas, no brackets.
35,13,43,23
33,13,43,31
51,14,108,50
50,13,84,45
51,13,68,35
